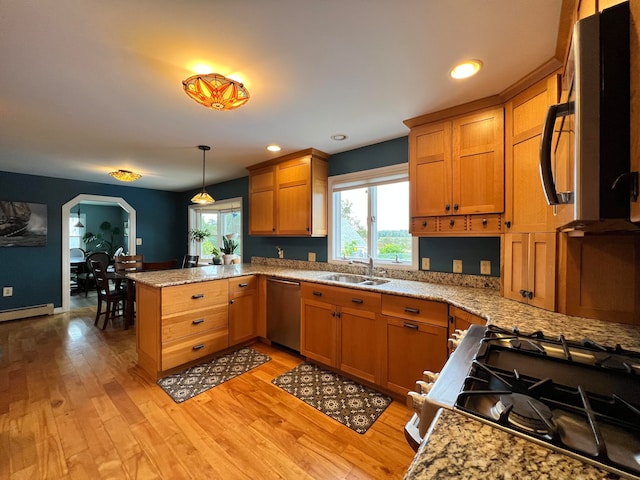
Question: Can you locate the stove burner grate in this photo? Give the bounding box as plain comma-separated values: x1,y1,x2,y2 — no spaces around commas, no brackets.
491,393,554,434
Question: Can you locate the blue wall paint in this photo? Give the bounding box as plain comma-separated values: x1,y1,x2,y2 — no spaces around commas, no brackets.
0,171,183,310
419,237,501,276
329,137,408,176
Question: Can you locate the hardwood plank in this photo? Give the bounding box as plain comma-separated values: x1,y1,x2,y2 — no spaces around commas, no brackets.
0,309,416,479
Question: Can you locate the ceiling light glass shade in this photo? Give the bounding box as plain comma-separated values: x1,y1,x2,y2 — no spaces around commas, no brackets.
74,206,84,228
182,73,250,111
109,169,141,182
450,60,483,79
191,145,215,205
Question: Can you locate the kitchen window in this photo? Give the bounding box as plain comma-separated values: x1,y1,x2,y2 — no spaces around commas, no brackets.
328,164,417,269
188,198,242,262
69,213,86,249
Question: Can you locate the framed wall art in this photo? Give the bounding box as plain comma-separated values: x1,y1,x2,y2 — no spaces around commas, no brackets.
0,201,47,247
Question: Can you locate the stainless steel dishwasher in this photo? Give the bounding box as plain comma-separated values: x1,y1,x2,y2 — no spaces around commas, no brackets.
266,277,301,352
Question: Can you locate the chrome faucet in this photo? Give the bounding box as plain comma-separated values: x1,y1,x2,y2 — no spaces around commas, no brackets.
350,256,374,278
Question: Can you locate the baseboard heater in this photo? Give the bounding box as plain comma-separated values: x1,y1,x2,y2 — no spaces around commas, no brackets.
0,303,54,323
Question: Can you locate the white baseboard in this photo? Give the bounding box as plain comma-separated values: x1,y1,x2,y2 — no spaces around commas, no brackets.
0,303,54,322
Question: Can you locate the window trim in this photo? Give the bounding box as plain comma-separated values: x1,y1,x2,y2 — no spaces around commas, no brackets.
327,164,417,270
188,197,243,261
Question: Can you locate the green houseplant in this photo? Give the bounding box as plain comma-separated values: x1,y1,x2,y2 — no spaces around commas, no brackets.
189,228,210,242
221,236,239,264
83,221,122,256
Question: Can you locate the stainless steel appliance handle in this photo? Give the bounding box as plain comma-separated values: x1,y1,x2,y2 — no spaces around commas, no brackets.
539,101,574,206
266,278,301,286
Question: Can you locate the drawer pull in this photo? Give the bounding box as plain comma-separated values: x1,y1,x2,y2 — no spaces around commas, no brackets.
404,307,420,315
403,322,419,330
191,293,205,299
192,344,205,350
312,291,323,297
238,283,248,287
192,318,205,325
351,298,364,304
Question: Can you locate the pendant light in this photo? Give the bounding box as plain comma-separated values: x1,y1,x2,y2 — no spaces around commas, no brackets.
74,205,84,228
191,145,215,205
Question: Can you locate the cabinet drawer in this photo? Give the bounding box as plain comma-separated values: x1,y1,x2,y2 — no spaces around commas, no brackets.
411,217,438,234
162,304,229,343
229,275,257,296
161,329,229,371
468,214,503,234
302,283,381,312
381,294,448,327
162,280,228,316
439,216,467,233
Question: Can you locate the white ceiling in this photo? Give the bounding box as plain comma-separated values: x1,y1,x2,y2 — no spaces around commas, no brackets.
0,0,562,192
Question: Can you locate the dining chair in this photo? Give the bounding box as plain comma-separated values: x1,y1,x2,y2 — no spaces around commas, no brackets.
90,259,127,330
70,248,85,294
143,259,178,271
77,251,110,296
113,254,144,274
181,254,199,268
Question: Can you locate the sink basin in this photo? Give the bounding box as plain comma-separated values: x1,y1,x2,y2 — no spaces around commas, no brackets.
320,273,390,286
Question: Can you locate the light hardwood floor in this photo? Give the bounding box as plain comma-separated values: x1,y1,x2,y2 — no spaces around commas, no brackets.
0,307,416,479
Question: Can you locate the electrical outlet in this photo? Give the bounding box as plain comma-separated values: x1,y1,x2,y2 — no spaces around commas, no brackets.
308,252,316,262
3,286,13,297
480,260,491,275
453,259,463,273
421,257,430,270
136,238,142,245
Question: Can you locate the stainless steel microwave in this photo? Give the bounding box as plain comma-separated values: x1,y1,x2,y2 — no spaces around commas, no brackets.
539,2,637,232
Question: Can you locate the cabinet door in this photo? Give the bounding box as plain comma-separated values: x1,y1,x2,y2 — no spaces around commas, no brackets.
277,157,311,235
452,108,504,214
528,232,556,311
503,233,529,303
505,75,559,232
229,292,257,345
384,317,448,396
409,122,452,217
450,306,486,332
249,167,276,235
338,308,380,384
300,299,337,367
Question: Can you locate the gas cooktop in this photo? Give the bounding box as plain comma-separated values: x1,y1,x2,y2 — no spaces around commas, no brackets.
427,325,640,480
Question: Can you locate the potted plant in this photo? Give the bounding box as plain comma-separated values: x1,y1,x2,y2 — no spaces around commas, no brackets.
83,221,122,256
208,245,223,265
221,236,239,264
189,228,210,242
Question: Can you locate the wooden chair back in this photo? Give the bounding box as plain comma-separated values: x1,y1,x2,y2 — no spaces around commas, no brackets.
143,259,178,271
181,255,199,268
114,254,144,274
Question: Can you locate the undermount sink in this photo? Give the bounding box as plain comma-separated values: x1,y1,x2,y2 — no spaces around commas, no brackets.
320,273,390,286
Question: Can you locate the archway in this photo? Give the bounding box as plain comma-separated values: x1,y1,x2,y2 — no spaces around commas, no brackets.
61,194,137,312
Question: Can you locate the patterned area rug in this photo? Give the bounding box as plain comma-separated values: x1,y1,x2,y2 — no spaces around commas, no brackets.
158,347,271,403
272,362,392,434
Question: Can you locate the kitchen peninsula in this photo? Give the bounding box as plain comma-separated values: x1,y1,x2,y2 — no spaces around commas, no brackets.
129,261,640,480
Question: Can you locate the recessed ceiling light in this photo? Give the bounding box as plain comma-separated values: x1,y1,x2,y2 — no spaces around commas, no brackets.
450,60,483,79
266,144,281,152
331,134,348,141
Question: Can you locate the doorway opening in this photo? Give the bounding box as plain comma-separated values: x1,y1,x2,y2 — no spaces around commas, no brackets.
61,194,136,312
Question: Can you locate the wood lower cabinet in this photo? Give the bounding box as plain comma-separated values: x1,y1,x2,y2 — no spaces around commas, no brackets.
300,283,382,384
137,279,229,380
503,232,557,311
247,148,329,236
449,306,486,332
381,294,448,396
229,275,258,345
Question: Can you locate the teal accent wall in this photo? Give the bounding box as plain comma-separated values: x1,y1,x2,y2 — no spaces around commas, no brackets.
419,237,501,276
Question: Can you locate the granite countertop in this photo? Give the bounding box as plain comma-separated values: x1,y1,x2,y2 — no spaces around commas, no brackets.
129,261,640,480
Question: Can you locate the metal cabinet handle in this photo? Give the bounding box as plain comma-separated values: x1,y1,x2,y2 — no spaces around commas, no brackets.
453,203,459,211
505,220,512,228
422,220,427,227
192,293,204,299
351,298,364,304
312,291,323,297
449,219,455,227
192,344,205,350
404,307,420,314
482,218,488,226
238,282,248,287
192,318,205,325
229,299,235,304
445,204,451,212
403,322,419,330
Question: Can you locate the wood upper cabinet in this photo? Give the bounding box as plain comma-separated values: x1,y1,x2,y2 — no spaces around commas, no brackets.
503,232,557,311
505,74,560,233
409,106,505,235
247,148,329,236
300,283,382,384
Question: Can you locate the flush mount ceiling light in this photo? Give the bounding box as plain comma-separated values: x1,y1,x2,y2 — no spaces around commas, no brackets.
74,205,84,228
182,73,250,111
266,144,281,152
331,134,348,141
191,145,215,205
109,169,141,182
450,60,483,79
